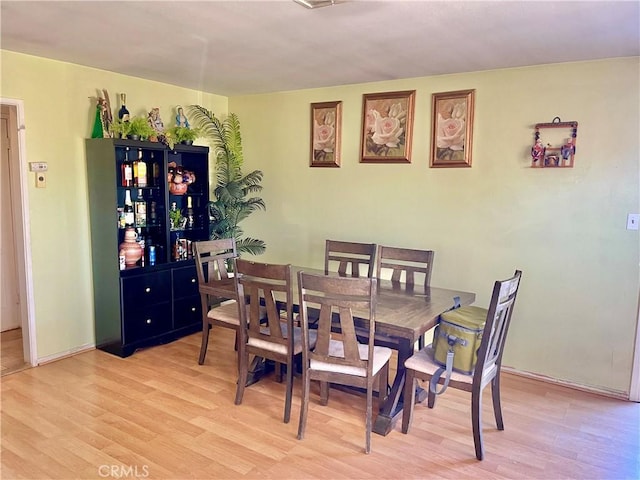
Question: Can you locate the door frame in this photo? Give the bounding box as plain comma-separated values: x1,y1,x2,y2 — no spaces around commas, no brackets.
1,98,37,366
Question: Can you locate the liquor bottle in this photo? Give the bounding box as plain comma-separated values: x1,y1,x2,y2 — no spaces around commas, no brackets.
134,189,147,227
147,189,157,225
151,152,160,187
118,93,130,122
173,234,182,261
185,196,195,229
136,228,146,267
123,190,134,227
134,149,147,187
121,147,133,187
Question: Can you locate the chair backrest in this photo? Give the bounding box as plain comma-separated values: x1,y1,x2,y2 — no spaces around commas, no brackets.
193,238,237,299
324,240,377,278
376,246,434,287
235,259,293,351
298,272,376,375
473,270,522,385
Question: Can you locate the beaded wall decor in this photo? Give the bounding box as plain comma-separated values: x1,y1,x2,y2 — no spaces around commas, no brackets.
531,117,578,168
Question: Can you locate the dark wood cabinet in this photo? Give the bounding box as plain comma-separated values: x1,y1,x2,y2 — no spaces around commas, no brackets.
86,138,210,357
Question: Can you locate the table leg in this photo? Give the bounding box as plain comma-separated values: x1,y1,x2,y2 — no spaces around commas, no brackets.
373,337,415,436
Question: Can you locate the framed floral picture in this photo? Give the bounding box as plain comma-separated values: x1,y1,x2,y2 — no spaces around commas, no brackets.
430,89,475,168
310,101,342,167
360,90,415,163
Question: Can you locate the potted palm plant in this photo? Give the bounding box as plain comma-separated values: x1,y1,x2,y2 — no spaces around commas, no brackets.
188,106,266,256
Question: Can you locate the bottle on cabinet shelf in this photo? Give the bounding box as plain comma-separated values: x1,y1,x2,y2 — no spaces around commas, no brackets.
133,149,147,187
151,153,160,187
118,93,130,122
121,148,133,187
136,228,146,267
134,189,147,227
123,190,134,227
186,196,195,229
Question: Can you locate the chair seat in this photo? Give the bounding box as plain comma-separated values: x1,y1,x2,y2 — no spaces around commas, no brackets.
207,301,241,326
311,340,392,377
248,324,318,355
405,345,473,386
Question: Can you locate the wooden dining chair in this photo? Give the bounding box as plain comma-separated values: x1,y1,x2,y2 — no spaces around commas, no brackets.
401,270,523,460
194,238,239,365
325,239,377,278
376,245,434,289
233,259,316,423
297,272,392,454
376,245,435,348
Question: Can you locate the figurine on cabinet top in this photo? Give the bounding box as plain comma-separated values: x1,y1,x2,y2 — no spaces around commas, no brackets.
175,106,190,128
148,107,164,134
531,138,545,163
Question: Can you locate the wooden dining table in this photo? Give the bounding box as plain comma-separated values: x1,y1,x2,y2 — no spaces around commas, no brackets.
206,265,475,436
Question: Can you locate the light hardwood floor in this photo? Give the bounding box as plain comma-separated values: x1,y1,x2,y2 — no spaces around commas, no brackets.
1,328,29,377
1,328,638,479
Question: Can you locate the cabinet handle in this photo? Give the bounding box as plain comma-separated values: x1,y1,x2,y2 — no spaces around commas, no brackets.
145,287,151,293
191,307,196,312
191,278,196,283
146,318,152,324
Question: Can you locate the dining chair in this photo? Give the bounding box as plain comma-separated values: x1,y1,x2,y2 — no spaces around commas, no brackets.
194,238,239,365
233,258,315,423
325,239,377,278
376,245,435,349
297,272,392,454
401,270,523,460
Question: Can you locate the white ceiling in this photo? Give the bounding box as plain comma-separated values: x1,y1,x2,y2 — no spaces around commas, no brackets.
2,0,639,96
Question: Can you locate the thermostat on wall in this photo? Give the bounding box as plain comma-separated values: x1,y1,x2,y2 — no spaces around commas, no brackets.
29,162,48,172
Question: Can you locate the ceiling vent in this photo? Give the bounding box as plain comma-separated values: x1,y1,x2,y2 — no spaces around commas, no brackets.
293,0,337,9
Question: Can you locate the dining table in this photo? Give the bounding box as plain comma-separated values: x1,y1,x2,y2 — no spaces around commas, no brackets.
206,265,475,436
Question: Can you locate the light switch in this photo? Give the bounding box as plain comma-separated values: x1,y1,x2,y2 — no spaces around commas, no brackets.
627,213,639,230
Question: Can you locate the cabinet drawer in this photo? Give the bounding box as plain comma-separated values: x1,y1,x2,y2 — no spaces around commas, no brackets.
122,271,171,310
173,265,199,299
174,296,202,329
123,303,172,344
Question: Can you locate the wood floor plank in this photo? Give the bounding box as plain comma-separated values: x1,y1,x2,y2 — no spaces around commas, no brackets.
1,328,639,479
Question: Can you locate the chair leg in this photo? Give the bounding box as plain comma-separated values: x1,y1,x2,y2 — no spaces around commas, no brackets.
401,369,416,434
283,359,293,423
319,381,329,406
297,371,310,440
198,323,211,365
234,348,248,406
365,383,372,454
427,384,436,408
471,389,484,461
492,375,504,430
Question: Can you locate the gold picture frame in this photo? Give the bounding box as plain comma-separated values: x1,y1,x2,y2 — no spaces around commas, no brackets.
430,89,475,168
360,90,415,163
310,101,342,167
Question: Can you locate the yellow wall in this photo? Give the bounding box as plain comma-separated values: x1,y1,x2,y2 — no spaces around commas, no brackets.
0,50,227,359
1,49,638,394
230,58,639,394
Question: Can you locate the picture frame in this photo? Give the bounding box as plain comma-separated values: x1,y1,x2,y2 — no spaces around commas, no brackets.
360,90,415,163
310,101,342,167
430,89,475,168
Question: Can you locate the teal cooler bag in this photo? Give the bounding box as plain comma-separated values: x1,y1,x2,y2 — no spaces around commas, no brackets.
430,305,487,394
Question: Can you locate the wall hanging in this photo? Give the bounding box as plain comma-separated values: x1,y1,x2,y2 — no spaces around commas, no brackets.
310,101,342,167
430,89,475,168
531,117,577,168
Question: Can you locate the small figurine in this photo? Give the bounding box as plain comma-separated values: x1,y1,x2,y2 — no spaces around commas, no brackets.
148,107,164,134
175,106,190,128
91,89,113,138
561,137,575,163
531,138,545,163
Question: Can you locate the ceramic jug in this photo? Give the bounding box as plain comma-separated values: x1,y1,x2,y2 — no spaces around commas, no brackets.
119,227,142,267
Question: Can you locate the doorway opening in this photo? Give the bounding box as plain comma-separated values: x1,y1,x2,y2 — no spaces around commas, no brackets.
1,100,36,375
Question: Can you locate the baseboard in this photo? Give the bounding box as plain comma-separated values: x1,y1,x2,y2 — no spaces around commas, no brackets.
501,366,629,401
37,343,96,365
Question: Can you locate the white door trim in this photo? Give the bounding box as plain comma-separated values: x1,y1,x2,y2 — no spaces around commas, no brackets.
629,288,640,402
1,98,37,366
